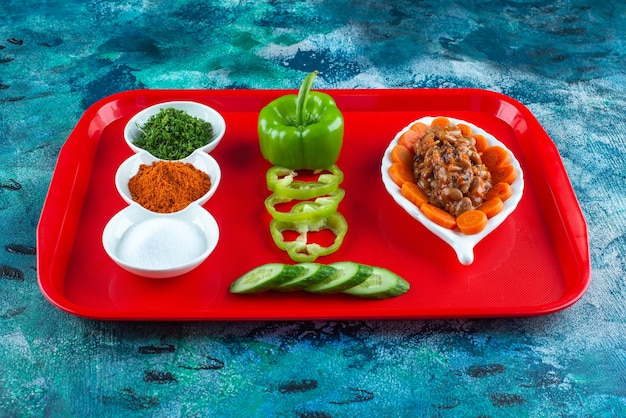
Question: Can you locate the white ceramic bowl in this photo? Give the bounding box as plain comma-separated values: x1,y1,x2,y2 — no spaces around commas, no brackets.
124,101,226,157
381,116,524,265
115,149,221,211
102,203,219,279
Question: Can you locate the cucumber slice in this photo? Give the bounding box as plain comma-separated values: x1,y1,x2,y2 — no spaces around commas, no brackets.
275,263,338,292
342,266,410,299
305,262,373,294
230,263,303,294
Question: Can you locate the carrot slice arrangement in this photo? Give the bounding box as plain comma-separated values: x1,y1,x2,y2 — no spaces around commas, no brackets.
388,162,414,187
491,164,518,185
401,182,429,208
410,121,429,137
478,197,504,219
481,146,511,170
390,145,414,168
486,182,513,201
472,134,488,152
456,210,488,235
397,130,419,151
388,117,519,235
430,117,451,129
457,123,472,137
421,203,457,230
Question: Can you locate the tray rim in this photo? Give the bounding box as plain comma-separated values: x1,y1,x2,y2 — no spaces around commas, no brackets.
36,87,591,321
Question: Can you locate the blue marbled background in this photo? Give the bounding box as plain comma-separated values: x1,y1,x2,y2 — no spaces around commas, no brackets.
1,0,625,416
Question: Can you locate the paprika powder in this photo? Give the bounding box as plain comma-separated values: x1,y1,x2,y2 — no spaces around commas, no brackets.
128,161,211,213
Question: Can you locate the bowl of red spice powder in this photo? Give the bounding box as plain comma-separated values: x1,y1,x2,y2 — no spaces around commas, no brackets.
115,149,221,213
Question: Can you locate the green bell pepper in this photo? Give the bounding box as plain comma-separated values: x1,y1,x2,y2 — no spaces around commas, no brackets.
258,71,344,170
269,212,348,262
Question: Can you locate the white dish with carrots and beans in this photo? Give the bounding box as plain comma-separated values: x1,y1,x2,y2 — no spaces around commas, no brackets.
381,116,524,265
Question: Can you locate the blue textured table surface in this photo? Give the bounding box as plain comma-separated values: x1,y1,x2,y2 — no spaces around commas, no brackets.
1,1,625,416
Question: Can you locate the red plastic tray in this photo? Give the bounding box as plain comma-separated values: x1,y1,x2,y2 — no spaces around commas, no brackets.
37,88,590,320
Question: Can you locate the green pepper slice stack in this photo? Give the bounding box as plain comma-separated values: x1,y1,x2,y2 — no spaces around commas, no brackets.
264,165,347,262
259,71,348,262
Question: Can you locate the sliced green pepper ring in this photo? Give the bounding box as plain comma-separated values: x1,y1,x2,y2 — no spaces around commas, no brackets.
266,165,344,200
269,212,348,262
265,188,345,222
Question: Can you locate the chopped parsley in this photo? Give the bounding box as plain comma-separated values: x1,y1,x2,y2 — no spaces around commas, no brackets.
133,107,214,160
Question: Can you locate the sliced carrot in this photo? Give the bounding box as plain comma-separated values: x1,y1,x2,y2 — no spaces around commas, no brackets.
421,203,457,230
481,146,511,170
456,210,488,235
388,162,414,187
430,117,451,129
472,134,488,152
401,182,429,208
397,129,419,151
478,197,504,219
486,182,513,201
390,145,414,168
410,121,429,138
491,164,518,185
457,123,472,137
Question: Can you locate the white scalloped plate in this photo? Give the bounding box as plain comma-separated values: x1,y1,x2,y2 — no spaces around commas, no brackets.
381,116,524,265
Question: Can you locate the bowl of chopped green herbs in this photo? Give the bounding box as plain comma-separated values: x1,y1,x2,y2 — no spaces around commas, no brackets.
124,101,226,160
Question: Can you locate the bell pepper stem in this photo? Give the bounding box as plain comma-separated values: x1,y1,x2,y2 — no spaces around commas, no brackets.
295,70,318,127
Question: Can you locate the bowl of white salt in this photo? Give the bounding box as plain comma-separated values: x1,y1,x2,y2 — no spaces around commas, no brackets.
102,203,219,279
